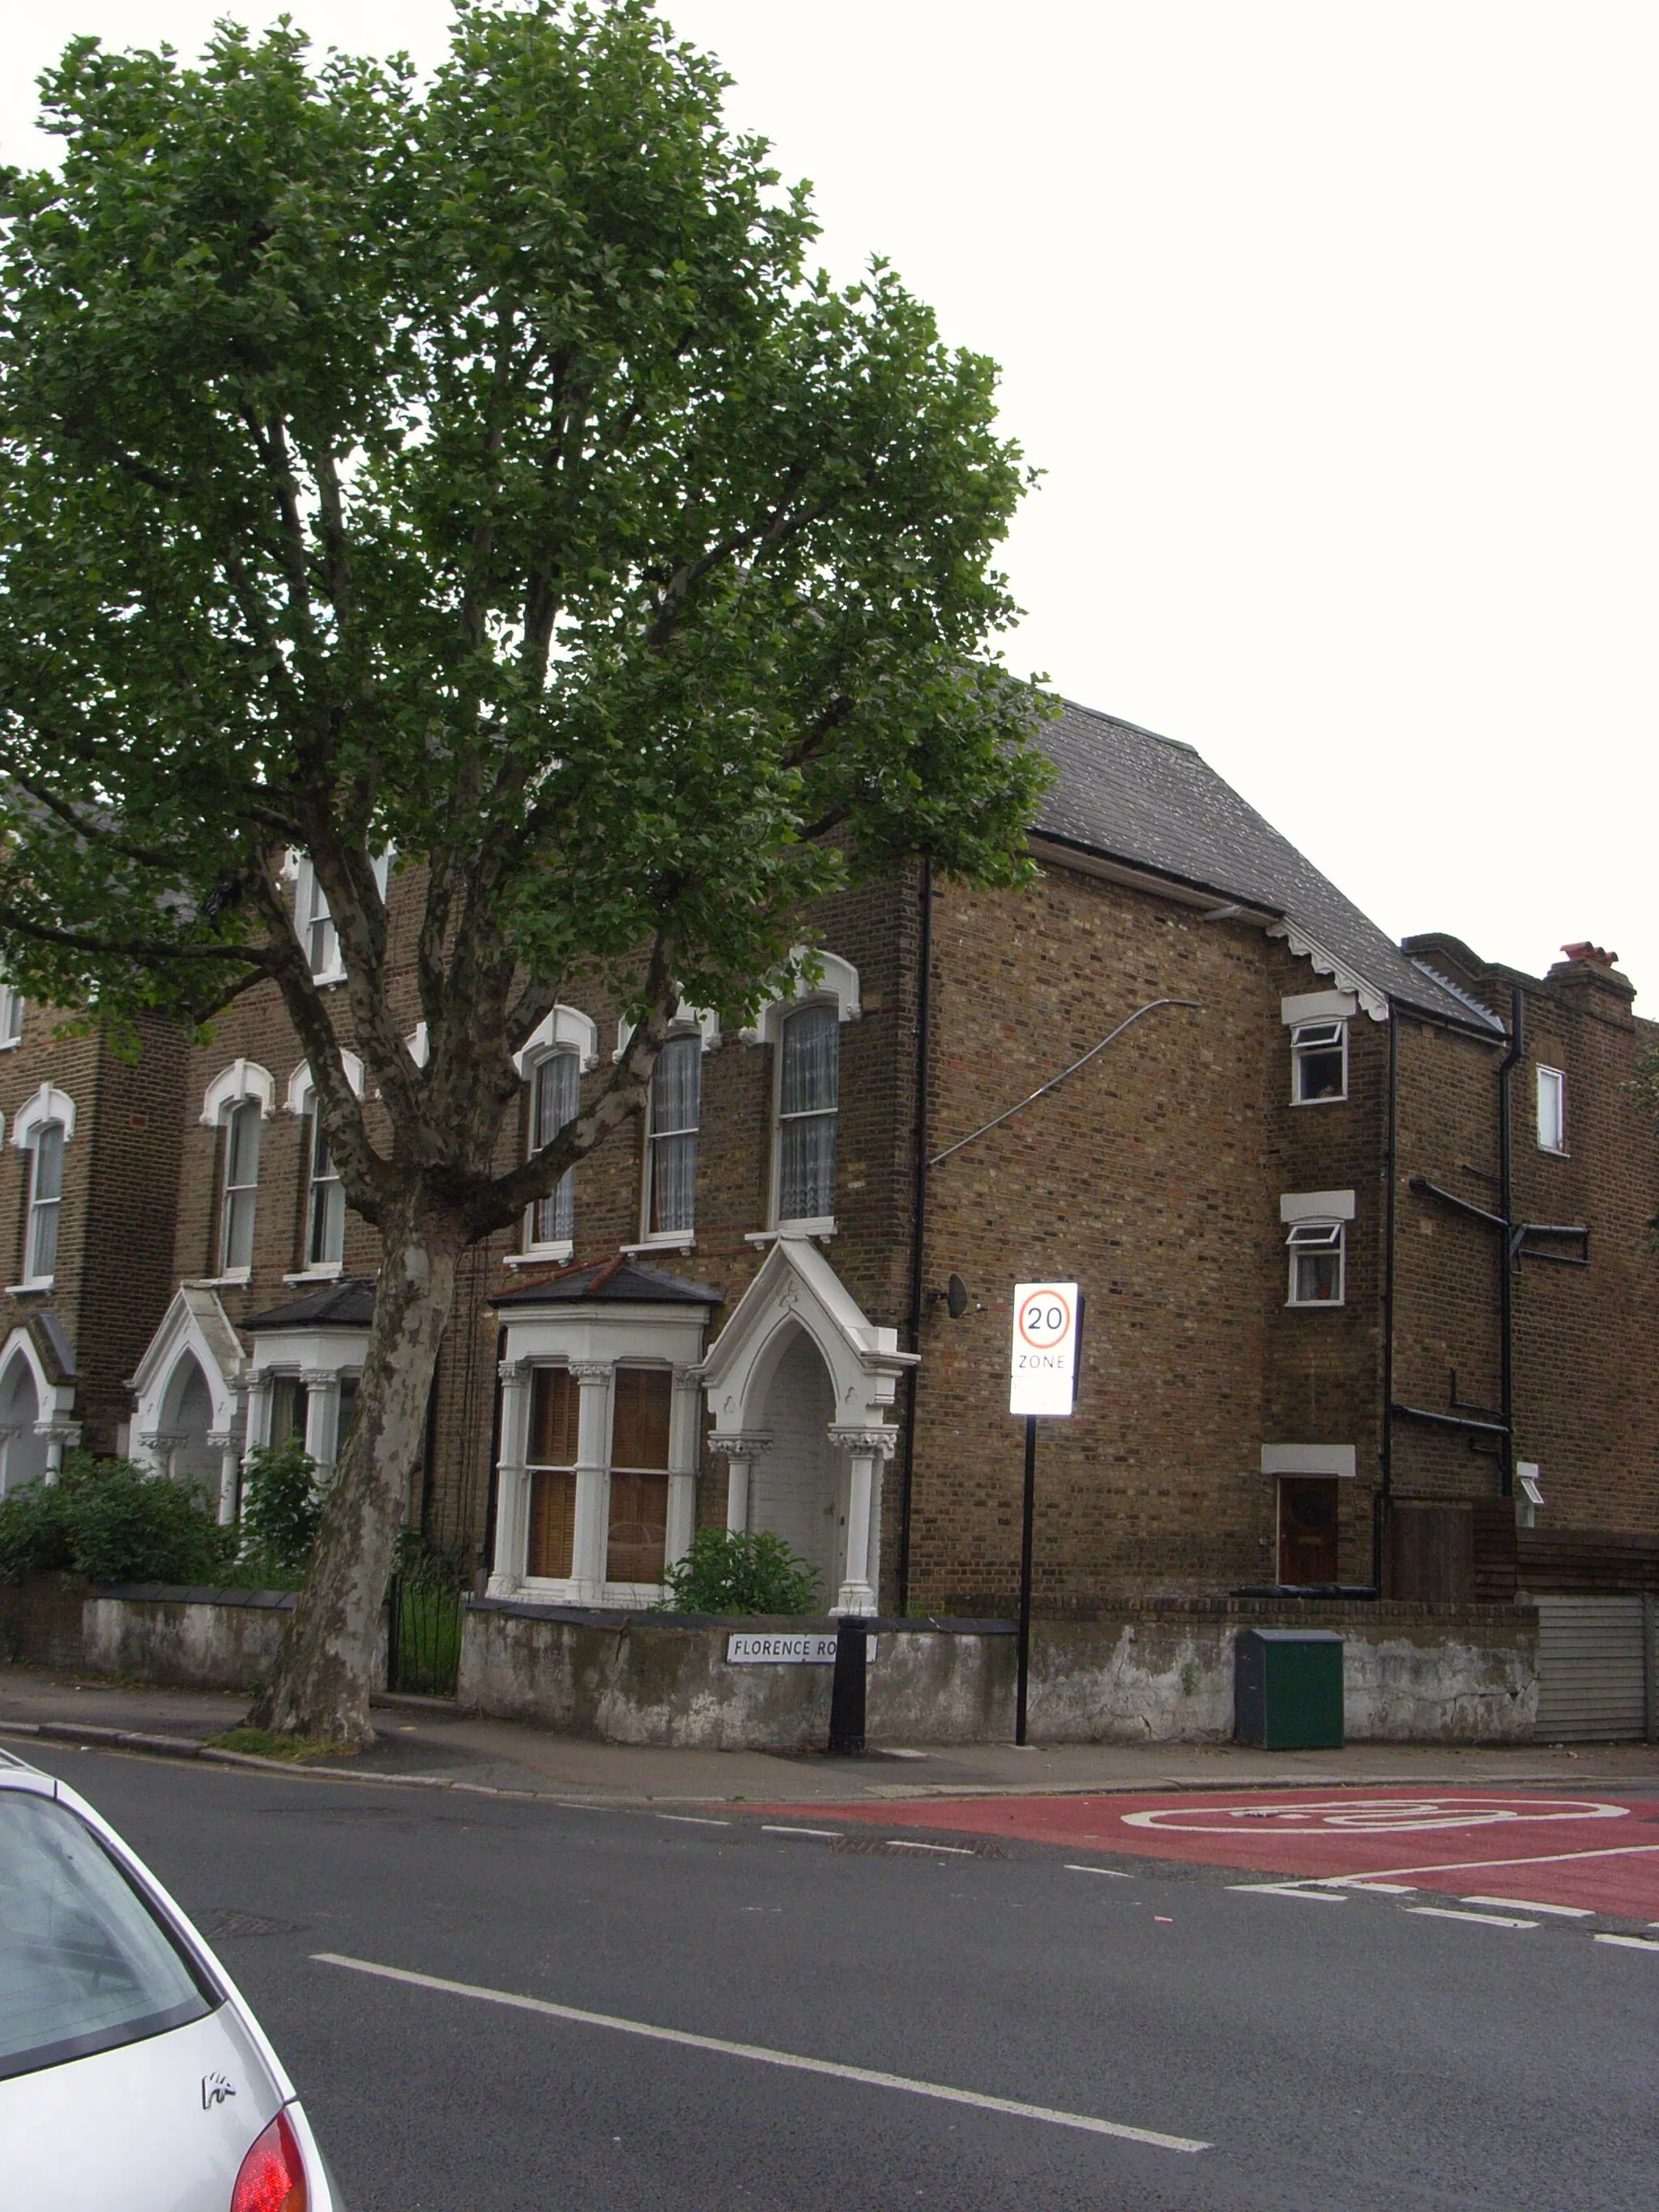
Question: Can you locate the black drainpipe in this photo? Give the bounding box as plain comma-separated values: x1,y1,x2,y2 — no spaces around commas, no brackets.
1376,1005,1399,1590
1497,986,1524,1496
895,858,933,1616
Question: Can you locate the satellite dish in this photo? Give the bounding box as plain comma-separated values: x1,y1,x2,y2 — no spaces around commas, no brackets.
946,1272,969,1320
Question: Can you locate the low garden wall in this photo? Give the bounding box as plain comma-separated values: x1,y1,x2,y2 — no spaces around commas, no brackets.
0,1575,385,1694
458,1595,1539,1748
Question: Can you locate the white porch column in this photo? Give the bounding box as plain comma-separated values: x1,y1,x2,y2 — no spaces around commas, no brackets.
301,1369,341,1476
664,1365,702,1571
245,1373,274,1453
487,1360,533,1597
207,1430,239,1526
569,1362,613,1601
36,1421,80,1481
829,1426,898,1615
710,1433,772,1536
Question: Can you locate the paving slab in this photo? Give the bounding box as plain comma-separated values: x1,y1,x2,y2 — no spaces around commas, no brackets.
7,1661,1659,1803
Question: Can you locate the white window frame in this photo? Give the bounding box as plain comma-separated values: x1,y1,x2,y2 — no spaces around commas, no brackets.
522,1048,580,1261
217,1097,263,1282
1290,1018,1348,1105
23,1121,66,1289
770,997,841,1235
1537,1065,1567,1155
1286,1220,1346,1307
290,852,392,987
304,1110,347,1274
8,1085,76,1294
638,1025,703,1250
0,987,23,1049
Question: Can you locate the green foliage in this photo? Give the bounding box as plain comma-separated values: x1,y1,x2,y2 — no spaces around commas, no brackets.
659,1527,821,1616
0,1,1051,1082
237,1438,322,1580
205,1726,338,1763
0,1452,235,1586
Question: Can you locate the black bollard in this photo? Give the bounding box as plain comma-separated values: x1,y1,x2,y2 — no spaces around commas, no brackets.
826,1617,868,1757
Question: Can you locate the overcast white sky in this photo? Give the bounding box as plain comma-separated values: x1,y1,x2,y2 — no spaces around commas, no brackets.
5,2,1654,1004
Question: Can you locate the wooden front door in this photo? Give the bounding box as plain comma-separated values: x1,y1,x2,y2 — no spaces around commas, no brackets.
1278,1477,1340,1585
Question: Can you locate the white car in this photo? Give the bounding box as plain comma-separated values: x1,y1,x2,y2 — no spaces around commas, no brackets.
0,1745,339,2210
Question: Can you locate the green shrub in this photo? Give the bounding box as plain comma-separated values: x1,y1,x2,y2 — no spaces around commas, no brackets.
0,1452,235,1586
237,1438,322,1581
659,1528,821,1616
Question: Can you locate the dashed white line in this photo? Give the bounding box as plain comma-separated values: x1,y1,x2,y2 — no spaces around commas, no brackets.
311,1953,1211,2152
1594,1934,1659,1954
1407,1907,1537,1930
761,1825,842,1840
1461,1894,1592,1918
1065,1864,1132,1878
655,1814,731,1827
885,1839,975,1856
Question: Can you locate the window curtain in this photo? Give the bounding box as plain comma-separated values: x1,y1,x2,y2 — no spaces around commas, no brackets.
531,1051,578,1244
778,1004,838,1221
649,1035,701,1234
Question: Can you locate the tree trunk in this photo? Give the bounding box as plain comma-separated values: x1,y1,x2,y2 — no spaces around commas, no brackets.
249,1191,463,1748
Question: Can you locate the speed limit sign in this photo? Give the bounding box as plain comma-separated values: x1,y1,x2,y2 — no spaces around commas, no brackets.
1009,1282,1081,1417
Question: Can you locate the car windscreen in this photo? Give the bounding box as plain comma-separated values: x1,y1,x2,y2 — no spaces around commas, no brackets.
0,1789,218,2082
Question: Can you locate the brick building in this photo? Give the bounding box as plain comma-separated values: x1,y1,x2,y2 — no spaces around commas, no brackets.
1,701,1653,1621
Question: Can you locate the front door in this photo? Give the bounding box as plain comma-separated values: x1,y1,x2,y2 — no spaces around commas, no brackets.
1277,1477,1340,1585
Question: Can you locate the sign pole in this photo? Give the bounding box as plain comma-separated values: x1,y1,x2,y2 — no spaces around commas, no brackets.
1015,1412,1037,1745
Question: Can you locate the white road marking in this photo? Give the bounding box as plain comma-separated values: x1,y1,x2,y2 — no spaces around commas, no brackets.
656,1814,731,1827
761,1825,842,1840
1407,1907,1537,1930
1594,1934,1659,1954
1344,1882,1418,1895
1316,1842,1659,1889
1227,1883,1346,1901
1065,1864,1132,1877
1461,1895,1592,1918
311,1953,1210,2153
885,1839,975,1856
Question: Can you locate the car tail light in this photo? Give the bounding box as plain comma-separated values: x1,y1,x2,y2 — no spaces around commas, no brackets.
231,2108,309,2212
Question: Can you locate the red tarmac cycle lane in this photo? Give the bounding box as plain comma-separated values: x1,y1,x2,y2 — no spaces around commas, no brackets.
768,1788,1659,1918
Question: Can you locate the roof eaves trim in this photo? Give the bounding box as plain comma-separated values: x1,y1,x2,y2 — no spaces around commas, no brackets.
1406,958,1505,1034
1028,833,1284,921
1265,920,1390,1024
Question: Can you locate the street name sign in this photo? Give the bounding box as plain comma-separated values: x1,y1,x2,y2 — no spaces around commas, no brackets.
727,1632,851,1665
1009,1282,1081,1417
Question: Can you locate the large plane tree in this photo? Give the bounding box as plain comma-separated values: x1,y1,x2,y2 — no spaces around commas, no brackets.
0,1,1048,1745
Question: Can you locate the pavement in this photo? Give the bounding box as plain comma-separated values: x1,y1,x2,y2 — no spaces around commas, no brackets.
18,1734,1659,2212
7,1660,1659,1804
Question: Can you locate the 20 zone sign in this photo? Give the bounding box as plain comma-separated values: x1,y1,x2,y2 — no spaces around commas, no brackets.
1009,1283,1081,1417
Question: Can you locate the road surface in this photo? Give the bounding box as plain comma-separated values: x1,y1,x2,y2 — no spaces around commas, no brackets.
22,1744,1659,2211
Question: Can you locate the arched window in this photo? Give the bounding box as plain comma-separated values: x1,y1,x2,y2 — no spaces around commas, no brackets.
776,1003,838,1228
646,1032,702,1238
0,987,23,1048
528,1049,578,1252
220,1099,262,1275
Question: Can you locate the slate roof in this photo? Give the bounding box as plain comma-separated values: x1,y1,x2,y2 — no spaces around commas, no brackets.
491,1256,723,1310
1034,700,1504,1032
243,1278,377,1332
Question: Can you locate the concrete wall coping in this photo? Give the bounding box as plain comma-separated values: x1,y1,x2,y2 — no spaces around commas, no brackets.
465,1597,1016,1635
92,1583,299,1609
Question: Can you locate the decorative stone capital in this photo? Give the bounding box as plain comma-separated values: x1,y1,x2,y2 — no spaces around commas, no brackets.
828,1425,899,1460
300,1368,339,1391
497,1358,531,1385
34,1420,83,1447
206,1431,237,1452
671,1363,702,1389
709,1431,774,1460
569,1361,612,1385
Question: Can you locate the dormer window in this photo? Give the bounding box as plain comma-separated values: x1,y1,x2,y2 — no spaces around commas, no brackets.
1291,1020,1347,1104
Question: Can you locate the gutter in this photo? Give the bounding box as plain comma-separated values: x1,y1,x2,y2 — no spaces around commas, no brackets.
895,859,933,1614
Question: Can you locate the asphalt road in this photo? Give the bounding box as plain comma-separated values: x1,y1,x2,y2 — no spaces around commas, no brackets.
25,1743,1659,2212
